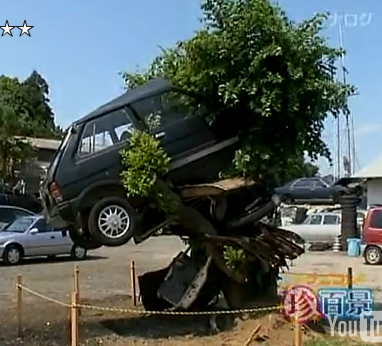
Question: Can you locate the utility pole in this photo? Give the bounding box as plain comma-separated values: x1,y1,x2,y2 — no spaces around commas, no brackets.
338,19,353,177
351,116,356,174
336,111,341,180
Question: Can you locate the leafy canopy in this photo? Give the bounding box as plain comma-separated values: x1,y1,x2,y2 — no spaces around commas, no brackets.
0,70,62,139
0,70,61,183
120,131,174,213
0,104,34,181
122,0,354,181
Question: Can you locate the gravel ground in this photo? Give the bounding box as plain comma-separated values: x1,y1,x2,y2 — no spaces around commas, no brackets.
0,239,379,345
279,251,382,301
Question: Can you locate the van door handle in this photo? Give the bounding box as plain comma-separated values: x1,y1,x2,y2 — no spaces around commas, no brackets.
155,132,166,139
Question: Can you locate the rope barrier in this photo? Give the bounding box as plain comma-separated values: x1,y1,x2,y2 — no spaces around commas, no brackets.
19,284,71,308
16,283,283,316
15,265,358,346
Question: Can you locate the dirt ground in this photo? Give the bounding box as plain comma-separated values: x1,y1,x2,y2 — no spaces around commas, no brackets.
0,237,378,346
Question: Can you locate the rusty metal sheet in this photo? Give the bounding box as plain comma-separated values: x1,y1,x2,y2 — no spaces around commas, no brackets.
176,256,212,309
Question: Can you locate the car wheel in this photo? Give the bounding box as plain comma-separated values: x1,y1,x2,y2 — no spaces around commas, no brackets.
3,244,23,265
71,245,87,260
88,196,138,247
69,227,102,250
364,246,382,265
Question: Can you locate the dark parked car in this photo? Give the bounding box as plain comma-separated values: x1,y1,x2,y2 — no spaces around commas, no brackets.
0,192,41,214
0,205,36,230
275,177,346,204
40,78,238,248
0,183,41,214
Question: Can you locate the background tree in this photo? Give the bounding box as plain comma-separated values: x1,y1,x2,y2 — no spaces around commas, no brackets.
279,154,319,184
0,104,33,183
122,0,354,184
0,70,60,139
0,70,61,185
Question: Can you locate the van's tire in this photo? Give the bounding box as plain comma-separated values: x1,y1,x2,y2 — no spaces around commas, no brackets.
88,196,138,247
364,246,382,265
68,227,102,250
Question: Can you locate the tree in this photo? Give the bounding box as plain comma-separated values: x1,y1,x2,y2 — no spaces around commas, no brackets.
119,0,356,297
122,0,354,182
0,71,59,138
279,155,319,184
0,71,61,184
0,104,33,183
21,70,55,135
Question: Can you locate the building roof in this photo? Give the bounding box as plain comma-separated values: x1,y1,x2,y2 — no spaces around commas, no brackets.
352,153,382,179
22,137,61,151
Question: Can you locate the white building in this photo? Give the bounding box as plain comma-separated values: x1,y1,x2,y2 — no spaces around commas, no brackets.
352,153,382,207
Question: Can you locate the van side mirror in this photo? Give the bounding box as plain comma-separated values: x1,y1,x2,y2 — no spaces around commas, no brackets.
29,228,38,234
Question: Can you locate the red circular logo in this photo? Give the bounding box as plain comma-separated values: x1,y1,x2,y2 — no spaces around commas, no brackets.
282,285,321,324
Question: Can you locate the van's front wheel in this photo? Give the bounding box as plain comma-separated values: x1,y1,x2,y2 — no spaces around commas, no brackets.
88,197,137,247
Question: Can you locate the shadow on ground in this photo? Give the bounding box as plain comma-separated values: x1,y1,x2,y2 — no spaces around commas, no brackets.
100,315,216,338
0,255,108,267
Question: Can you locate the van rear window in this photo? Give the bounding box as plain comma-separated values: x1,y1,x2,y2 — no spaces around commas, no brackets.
370,210,382,228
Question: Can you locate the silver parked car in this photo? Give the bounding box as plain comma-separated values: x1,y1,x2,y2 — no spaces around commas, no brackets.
0,215,88,265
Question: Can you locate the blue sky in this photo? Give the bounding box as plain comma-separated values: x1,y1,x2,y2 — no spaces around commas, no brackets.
0,0,379,176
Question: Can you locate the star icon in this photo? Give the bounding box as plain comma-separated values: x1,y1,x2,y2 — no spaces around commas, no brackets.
17,20,33,37
1,20,15,37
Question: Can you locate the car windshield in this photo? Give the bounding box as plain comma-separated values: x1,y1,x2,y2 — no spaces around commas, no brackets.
2,217,36,233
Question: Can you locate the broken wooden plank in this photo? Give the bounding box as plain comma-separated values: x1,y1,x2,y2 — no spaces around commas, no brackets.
179,178,255,199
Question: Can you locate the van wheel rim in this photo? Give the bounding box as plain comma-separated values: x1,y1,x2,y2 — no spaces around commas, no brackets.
367,249,380,263
7,249,20,264
98,205,131,239
74,246,86,258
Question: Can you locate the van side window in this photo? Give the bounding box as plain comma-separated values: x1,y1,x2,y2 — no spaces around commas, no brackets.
78,109,133,156
130,91,196,129
323,215,339,225
305,214,322,225
370,210,382,229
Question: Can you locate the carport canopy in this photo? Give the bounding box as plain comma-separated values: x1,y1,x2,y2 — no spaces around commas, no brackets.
352,153,382,179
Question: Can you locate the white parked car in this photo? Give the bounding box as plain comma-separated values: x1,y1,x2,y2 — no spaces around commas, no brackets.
283,212,341,244
0,215,88,265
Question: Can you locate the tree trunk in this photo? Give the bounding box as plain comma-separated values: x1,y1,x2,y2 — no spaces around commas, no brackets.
155,177,246,283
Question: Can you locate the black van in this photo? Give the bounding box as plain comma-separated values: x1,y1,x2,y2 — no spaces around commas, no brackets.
40,78,238,248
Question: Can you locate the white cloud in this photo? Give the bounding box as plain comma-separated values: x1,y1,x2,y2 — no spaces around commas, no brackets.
355,123,381,137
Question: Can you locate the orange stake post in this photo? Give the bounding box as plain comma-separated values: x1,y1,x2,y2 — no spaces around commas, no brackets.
71,291,78,346
16,275,23,338
130,261,137,306
74,265,81,316
295,320,303,346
